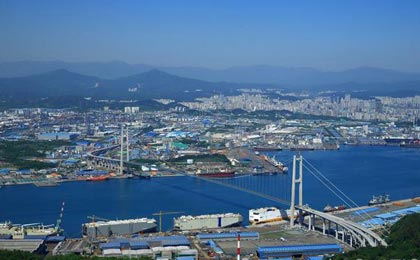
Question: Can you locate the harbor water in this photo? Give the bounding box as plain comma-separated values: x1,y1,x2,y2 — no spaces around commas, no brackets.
0,145,419,237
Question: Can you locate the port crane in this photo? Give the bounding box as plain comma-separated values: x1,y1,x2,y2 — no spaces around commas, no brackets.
87,215,111,224
152,211,183,234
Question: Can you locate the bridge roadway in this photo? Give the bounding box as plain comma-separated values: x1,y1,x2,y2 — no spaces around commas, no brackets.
87,145,121,170
295,205,387,248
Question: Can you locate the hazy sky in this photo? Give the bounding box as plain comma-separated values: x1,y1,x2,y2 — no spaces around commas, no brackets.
1,0,420,72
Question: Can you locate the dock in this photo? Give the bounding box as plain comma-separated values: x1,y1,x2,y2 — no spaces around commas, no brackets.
33,182,59,187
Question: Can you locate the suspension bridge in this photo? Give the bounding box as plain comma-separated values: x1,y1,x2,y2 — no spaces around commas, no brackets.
85,129,388,249
179,155,388,248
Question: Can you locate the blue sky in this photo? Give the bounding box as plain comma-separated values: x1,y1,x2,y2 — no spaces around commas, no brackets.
1,0,419,71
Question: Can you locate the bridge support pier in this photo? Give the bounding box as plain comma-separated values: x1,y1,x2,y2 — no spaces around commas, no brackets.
308,214,312,230
335,224,339,239
298,209,304,226
312,215,316,231
328,221,331,236
322,219,326,235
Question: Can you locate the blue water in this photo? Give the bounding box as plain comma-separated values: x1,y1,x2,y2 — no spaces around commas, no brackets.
0,145,419,237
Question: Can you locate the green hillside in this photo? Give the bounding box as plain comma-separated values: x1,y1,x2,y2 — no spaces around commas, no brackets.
333,213,420,260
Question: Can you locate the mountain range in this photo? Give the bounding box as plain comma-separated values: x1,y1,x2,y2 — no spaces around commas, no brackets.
0,61,419,103
1,60,420,86
0,69,247,101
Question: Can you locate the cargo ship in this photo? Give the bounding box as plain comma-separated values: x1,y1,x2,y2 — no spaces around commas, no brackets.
262,155,288,173
289,145,315,151
0,221,58,239
253,146,282,152
196,169,236,178
0,221,19,238
249,207,297,224
173,213,242,230
384,137,412,145
323,204,347,213
82,217,157,239
368,194,391,206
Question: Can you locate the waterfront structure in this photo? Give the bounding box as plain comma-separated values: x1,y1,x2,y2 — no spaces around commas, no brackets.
249,207,296,224
173,213,242,230
196,232,259,242
257,243,343,259
99,236,195,259
82,218,157,239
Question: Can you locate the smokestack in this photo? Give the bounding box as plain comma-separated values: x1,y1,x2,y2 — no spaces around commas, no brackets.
237,233,241,260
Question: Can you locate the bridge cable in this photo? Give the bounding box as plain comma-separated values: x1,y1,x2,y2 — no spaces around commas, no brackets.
303,158,386,222
303,158,362,209
303,159,387,236
302,162,373,224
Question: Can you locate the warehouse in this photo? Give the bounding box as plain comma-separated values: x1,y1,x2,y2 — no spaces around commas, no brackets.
257,243,343,259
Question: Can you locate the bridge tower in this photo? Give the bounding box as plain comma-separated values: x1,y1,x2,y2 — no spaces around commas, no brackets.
290,154,303,227
126,126,130,162
119,125,124,175
119,125,130,175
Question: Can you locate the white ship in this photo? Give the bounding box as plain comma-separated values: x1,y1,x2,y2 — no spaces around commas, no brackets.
0,221,16,236
249,207,297,224
24,223,57,236
0,221,57,239
173,213,243,231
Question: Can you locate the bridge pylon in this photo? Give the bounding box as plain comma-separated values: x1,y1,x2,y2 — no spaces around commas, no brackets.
290,154,303,227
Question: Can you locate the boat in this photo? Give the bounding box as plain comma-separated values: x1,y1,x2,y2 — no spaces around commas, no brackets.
0,221,15,235
86,175,109,181
196,169,236,178
173,213,243,231
82,217,157,239
22,223,57,237
368,194,391,206
249,207,297,224
289,145,315,151
262,155,288,173
384,137,412,145
400,139,420,148
253,146,282,152
0,221,58,239
323,204,347,213
141,165,150,172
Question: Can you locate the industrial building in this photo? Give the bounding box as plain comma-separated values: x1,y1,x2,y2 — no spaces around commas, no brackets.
257,243,343,259
197,232,259,242
0,239,46,254
99,236,197,259
359,205,420,228
37,132,79,141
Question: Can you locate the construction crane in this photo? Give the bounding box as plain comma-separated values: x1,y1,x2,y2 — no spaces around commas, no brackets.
152,211,184,234
87,215,111,224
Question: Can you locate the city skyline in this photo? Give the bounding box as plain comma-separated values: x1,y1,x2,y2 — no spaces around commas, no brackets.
1,0,420,72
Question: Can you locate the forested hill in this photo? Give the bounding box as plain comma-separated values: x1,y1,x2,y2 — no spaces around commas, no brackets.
333,213,420,260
